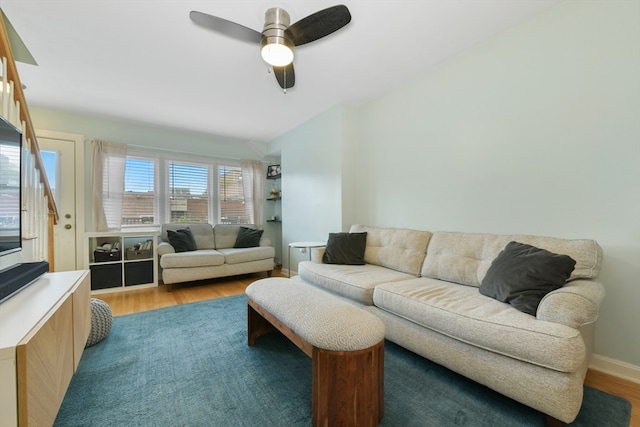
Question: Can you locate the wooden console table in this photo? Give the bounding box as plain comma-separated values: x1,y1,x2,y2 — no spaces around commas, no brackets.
0,270,91,427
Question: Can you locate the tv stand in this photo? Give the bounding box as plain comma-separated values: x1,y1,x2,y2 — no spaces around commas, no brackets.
0,270,90,427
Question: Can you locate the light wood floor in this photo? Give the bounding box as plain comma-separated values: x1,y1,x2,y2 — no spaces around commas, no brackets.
97,270,638,426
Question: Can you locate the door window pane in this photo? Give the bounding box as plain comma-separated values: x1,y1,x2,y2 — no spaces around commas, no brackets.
41,151,59,205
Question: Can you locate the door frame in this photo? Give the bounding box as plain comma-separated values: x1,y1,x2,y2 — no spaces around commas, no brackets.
36,129,85,270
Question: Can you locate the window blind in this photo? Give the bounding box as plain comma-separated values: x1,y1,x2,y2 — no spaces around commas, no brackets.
123,157,158,226
218,165,249,224
168,161,209,223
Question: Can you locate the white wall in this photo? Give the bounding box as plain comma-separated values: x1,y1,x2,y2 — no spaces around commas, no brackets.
30,107,264,158
269,105,356,273
271,1,640,368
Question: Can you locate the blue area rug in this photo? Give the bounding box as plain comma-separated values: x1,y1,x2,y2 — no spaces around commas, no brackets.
55,295,631,426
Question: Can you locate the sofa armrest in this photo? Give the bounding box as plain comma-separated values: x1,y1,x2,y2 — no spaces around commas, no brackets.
157,241,176,256
310,247,326,263
536,279,605,329
259,237,272,247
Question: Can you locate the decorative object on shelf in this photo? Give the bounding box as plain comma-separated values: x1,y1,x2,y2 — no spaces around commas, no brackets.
268,187,280,199
126,239,154,260
94,241,122,262
267,164,281,179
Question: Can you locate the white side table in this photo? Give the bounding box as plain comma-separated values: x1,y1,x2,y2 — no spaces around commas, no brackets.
288,241,326,278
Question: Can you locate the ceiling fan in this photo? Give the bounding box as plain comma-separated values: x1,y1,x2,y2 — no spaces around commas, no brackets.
190,5,352,92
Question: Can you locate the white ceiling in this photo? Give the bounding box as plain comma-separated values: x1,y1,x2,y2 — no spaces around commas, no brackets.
2,1,561,142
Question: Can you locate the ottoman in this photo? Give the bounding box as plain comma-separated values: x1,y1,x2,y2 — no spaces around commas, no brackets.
86,298,113,347
246,277,385,426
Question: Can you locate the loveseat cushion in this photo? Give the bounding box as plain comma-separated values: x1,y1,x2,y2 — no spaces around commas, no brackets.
159,249,225,269
167,228,197,252
217,246,275,265
298,260,416,305
421,232,602,287
214,224,257,249
234,227,264,248
161,223,216,250
349,225,432,276
373,278,585,372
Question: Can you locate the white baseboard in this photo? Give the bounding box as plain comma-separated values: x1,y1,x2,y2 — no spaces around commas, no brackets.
589,354,640,384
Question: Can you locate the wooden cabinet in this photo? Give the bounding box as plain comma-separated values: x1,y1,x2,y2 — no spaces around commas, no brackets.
0,270,90,427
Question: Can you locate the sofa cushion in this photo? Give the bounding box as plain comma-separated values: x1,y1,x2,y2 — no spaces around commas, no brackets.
167,228,197,252
214,224,256,249
349,225,432,276
234,227,264,248
298,260,416,305
373,278,585,372
217,246,275,265
323,232,367,265
479,241,576,315
162,223,216,250
421,232,601,287
159,250,225,269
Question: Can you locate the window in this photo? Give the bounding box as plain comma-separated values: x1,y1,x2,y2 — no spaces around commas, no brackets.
218,165,250,224
123,156,158,226
119,151,251,228
168,160,210,224
0,141,20,234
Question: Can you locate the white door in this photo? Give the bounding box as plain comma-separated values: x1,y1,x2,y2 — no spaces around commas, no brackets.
38,131,85,272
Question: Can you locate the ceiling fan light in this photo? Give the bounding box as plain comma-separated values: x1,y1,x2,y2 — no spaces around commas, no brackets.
261,41,294,67
260,7,294,67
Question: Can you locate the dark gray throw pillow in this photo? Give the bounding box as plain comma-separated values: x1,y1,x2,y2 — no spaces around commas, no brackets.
323,232,367,265
479,241,576,316
167,228,197,253
234,227,263,248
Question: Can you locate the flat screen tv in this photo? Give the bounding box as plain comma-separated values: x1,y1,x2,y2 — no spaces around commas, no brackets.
0,116,22,256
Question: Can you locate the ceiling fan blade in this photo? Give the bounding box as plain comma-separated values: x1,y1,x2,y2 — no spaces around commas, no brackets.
273,64,295,89
285,5,351,46
189,11,262,44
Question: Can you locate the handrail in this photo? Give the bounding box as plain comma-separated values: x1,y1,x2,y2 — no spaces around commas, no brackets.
0,17,59,224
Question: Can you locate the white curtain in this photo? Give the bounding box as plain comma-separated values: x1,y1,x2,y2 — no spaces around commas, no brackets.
91,139,128,231
240,159,264,228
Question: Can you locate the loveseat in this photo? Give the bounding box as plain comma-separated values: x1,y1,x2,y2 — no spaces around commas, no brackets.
296,224,604,424
158,223,274,285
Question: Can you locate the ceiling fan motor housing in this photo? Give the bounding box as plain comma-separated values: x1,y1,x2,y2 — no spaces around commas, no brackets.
260,7,294,66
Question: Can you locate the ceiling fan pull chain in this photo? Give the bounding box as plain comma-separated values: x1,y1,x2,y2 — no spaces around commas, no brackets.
283,68,287,94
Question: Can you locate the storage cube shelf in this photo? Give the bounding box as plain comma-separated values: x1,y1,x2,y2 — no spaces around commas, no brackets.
85,232,158,293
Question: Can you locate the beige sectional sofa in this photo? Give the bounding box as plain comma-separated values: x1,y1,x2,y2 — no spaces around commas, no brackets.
297,224,604,424
158,223,274,285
